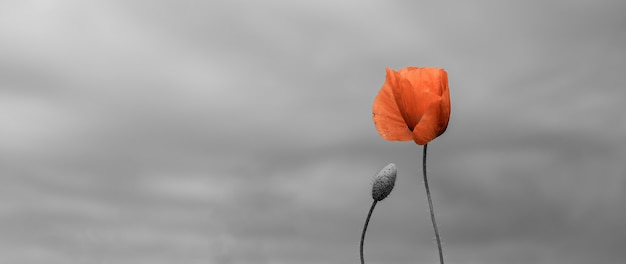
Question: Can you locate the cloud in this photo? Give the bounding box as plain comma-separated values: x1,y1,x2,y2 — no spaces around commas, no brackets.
1,0,625,263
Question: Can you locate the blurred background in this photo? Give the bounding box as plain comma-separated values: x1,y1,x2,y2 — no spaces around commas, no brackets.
1,0,625,263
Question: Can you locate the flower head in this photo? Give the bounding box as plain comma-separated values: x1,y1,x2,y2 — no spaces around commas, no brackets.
372,67,451,145
372,163,397,201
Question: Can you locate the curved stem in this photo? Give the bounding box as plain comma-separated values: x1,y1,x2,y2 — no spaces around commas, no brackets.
360,200,378,264
423,143,444,264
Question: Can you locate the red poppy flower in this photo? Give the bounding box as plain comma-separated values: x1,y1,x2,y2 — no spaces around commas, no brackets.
372,67,451,145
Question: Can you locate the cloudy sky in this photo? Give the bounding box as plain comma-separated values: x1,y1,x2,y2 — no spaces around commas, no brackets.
1,0,625,263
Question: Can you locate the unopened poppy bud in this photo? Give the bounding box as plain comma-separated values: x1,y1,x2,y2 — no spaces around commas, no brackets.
372,163,397,201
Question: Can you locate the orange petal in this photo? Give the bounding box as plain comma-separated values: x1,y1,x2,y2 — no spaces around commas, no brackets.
372,68,413,141
392,76,438,130
402,67,446,96
412,97,448,145
439,69,449,96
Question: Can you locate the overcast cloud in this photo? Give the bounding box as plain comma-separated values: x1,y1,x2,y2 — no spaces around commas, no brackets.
1,1,625,263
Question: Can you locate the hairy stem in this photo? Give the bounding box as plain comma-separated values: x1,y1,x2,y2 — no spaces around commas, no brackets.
423,143,444,264
360,200,377,264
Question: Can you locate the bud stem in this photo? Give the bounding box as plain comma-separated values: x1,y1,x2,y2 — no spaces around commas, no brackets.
360,200,377,264
423,143,444,264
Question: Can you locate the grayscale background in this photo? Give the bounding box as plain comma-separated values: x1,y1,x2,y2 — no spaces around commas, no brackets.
1,1,625,263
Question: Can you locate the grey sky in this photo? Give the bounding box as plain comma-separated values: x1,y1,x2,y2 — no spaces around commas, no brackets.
1,1,625,263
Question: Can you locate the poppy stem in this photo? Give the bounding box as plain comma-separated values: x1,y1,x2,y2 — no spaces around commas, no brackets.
423,143,444,264
360,200,377,264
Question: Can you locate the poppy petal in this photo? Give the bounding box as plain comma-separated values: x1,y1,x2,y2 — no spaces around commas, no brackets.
392,76,438,130
372,69,413,141
404,68,444,95
412,98,447,145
